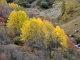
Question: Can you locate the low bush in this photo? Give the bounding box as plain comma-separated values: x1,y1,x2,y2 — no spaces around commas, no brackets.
28,0,35,3
18,2,31,8
66,3,74,14
0,23,11,45
8,3,24,10
40,1,49,9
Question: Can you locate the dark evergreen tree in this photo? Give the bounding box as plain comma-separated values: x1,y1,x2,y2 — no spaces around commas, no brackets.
6,0,14,3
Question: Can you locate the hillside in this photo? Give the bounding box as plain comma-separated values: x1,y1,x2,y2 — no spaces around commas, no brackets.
0,0,80,60
61,16,80,37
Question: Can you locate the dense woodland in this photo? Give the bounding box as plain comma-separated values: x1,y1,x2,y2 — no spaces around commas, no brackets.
0,0,80,60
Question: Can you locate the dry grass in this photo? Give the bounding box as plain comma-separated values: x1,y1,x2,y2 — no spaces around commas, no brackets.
60,16,80,37
59,0,80,38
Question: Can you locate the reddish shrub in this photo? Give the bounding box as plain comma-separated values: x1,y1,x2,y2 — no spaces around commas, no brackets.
0,8,2,13
0,17,6,25
67,40,73,51
0,17,4,23
22,45,31,52
1,53,6,60
41,16,50,21
28,11,38,18
0,5,13,22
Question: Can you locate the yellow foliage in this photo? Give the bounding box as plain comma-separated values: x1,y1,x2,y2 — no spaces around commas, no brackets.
20,17,67,48
20,18,49,43
43,20,55,44
62,11,68,21
66,3,74,13
0,0,1,4
52,26,68,48
8,3,24,10
7,10,28,34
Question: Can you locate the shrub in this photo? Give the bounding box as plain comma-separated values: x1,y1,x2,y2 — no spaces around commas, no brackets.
40,1,49,9
8,3,24,11
18,0,28,7
18,2,31,8
61,0,66,14
6,0,14,3
7,28,15,38
0,23,11,45
25,4,31,8
18,0,31,8
0,17,4,23
0,53,6,60
67,40,73,51
66,3,74,14
62,11,68,21
28,0,34,3
71,57,76,60
48,0,54,6
27,11,38,18
13,36,23,45
22,45,31,52
0,5,13,22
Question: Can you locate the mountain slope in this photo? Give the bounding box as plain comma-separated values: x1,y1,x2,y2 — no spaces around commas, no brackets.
60,16,80,37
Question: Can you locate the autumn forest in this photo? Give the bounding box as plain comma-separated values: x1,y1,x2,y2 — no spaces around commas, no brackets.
0,0,80,60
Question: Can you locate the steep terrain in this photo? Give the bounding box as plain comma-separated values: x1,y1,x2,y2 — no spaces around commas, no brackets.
0,0,80,60
61,16,80,37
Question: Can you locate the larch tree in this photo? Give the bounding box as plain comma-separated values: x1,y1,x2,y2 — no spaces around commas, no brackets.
20,18,49,43
7,10,28,35
52,26,68,48
20,17,68,48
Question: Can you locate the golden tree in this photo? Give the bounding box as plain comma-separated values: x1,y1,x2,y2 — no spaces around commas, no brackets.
66,3,74,14
52,26,68,48
7,10,28,35
20,18,49,43
61,0,66,14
